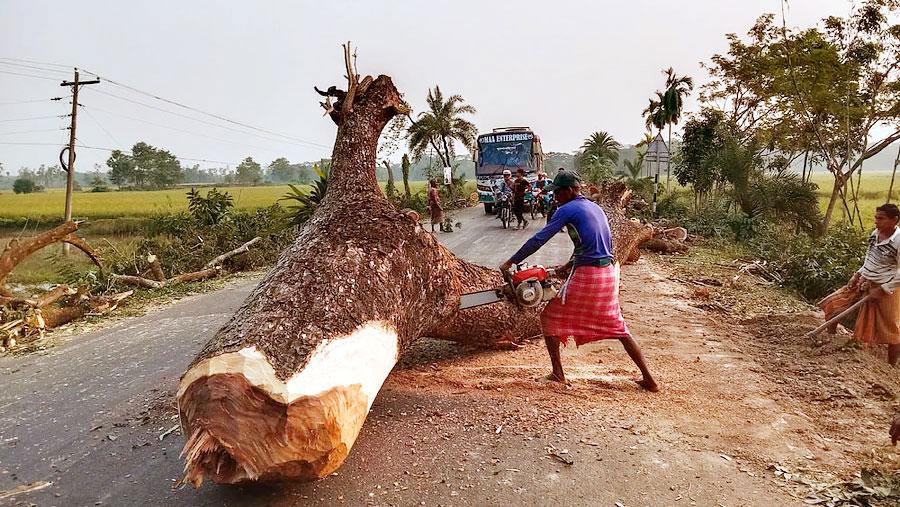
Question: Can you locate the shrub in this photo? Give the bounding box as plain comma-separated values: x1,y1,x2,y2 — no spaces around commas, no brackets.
186,187,233,226
13,178,36,194
748,223,868,301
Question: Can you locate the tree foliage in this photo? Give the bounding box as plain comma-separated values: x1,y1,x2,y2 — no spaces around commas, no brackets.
407,86,477,172
236,157,263,185
105,142,183,189
577,131,620,183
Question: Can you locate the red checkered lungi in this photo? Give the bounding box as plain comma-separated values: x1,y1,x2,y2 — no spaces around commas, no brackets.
541,264,630,346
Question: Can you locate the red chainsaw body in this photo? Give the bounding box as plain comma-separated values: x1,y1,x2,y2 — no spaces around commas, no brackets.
511,265,549,285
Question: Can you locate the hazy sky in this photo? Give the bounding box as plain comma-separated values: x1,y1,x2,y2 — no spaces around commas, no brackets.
0,0,855,174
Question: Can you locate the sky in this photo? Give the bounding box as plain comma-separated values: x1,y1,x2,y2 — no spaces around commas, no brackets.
0,0,859,174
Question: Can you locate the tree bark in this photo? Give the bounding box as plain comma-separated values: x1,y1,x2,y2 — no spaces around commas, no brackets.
177,48,651,487
147,254,166,282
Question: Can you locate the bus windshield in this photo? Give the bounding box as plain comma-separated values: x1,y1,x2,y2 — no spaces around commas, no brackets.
477,132,535,176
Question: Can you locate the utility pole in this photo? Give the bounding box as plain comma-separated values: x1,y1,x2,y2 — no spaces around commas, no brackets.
60,69,100,249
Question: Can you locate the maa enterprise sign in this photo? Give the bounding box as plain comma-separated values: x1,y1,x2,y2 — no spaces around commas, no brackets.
479,132,533,144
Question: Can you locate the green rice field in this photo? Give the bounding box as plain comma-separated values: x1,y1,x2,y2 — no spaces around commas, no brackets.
808,172,899,224
0,182,434,222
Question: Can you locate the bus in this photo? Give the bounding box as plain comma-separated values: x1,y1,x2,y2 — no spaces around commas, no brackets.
473,127,543,214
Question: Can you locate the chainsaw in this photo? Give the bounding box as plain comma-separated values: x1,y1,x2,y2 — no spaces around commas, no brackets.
459,263,558,309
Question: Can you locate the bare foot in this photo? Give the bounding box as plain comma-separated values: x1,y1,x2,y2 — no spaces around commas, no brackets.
635,378,659,392
544,372,566,383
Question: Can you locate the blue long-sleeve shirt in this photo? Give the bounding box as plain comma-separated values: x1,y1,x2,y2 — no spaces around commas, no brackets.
509,195,614,266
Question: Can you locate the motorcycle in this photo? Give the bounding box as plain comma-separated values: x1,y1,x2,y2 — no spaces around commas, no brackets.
494,190,513,229
531,188,554,220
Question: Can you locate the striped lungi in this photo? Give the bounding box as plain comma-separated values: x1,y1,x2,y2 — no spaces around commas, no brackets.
819,281,900,345
541,264,631,346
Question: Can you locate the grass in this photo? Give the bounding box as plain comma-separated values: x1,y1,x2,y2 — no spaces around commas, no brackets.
0,182,437,222
808,172,899,224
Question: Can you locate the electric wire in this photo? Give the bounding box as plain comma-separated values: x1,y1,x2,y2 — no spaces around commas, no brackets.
82,87,330,151
0,69,61,82
83,104,286,154
0,115,68,123
80,68,331,148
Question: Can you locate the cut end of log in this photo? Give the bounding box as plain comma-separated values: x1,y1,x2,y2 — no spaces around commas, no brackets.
177,321,399,486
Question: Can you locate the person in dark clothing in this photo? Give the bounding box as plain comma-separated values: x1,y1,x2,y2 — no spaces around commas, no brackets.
511,168,531,229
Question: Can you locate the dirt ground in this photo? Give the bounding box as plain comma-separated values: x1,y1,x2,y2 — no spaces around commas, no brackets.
3,213,899,506
382,251,900,505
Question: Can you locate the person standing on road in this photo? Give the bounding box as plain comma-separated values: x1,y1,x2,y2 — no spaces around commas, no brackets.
499,170,658,391
428,180,446,233
819,203,900,365
512,168,531,229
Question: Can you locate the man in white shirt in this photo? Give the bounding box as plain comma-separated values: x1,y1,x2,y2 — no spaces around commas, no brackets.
820,203,900,365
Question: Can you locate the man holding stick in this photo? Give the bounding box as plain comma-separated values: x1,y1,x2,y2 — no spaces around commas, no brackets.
819,203,900,365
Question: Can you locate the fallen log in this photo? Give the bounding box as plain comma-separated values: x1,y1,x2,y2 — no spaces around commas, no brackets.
112,267,221,289
177,44,648,487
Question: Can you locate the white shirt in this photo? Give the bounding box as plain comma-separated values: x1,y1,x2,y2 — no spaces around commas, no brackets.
859,227,900,293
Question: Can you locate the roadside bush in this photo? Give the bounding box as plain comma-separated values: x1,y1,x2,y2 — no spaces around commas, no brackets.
748,223,867,301
121,204,295,277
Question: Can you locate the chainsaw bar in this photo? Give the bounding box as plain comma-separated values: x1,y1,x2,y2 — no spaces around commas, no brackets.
459,288,505,310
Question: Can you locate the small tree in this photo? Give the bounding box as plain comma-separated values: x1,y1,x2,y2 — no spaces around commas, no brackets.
236,157,263,185
13,178,36,194
401,154,411,197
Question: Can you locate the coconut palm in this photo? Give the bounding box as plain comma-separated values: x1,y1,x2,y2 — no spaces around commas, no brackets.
406,86,478,173
662,68,694,189
577,131,621,183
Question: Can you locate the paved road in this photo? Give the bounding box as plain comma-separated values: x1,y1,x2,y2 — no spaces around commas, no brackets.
0,207,793,506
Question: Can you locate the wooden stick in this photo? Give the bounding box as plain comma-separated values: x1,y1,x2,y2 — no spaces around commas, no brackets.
203,237,261,269
807,294,873,337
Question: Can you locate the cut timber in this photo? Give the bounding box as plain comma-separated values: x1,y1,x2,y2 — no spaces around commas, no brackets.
178,44,646,487
147,254,166,282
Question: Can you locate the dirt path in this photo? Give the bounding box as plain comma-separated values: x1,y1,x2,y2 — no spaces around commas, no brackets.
3,206,895,505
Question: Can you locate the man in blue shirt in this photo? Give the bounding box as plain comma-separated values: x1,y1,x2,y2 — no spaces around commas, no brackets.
500,171,657,391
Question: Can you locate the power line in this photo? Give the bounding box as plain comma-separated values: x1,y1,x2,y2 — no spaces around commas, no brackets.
0,128,65,136
0,57,71,69
82,87,330,151
0,141,239,165
80,68,332,148
0,60,70,76
79,106,121,146
0,115,68,123
0,98,62,106
84,103,296,155
0,69,61,82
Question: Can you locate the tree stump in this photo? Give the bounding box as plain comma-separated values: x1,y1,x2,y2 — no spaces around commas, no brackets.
177,44,651,487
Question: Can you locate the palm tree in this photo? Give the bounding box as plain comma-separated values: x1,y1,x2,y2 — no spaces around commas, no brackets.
406,86,478,175
577,131,621,183
661,68,694,190
280,163,330,226
642,92,666,138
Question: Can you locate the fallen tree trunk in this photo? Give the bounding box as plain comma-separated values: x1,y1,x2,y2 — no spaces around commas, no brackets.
177,44,650,487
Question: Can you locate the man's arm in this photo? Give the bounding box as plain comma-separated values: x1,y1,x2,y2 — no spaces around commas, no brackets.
502,205,569,269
